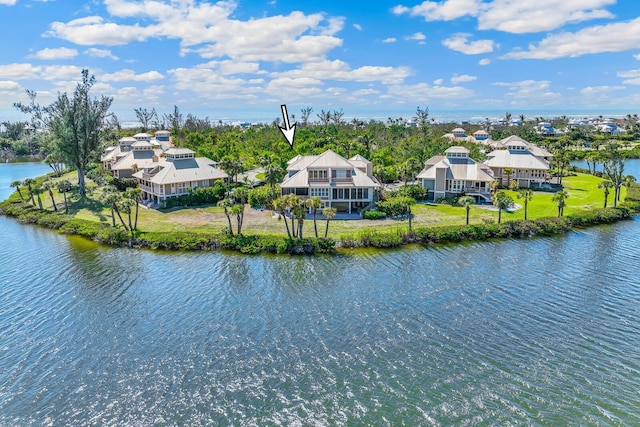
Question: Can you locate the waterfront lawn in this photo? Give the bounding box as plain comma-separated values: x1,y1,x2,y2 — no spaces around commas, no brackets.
13,171,624,239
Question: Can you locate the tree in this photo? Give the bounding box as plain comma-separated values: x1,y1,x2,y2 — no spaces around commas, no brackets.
517,188,533,220
603,145,625,207
300,106,313,127
217,198,234,236
10,180,24,201
597,180,612,208
124,187,142,230
16,70,114,197
134,107,157,132
273,196,292,238
57,180,72,213
458,196,475,225
623,174,636,202
493,191,514,224
101,185,127,229
23,178,36,206
503,167,514,187
41,180,58,212
322,206,337,238
31,187,44,210
552,190,569,217
117,197,136,237
264,162,284,188
306,196,323,238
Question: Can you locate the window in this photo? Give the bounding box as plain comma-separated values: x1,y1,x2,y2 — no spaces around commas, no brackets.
308,169,328,180
448,180,464,192
311,188,329,198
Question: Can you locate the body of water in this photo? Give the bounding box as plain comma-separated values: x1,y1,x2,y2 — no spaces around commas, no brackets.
1,162,640,425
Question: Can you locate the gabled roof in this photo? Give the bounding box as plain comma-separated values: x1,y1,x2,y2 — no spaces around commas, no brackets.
111,148,162,171
306,149,355,169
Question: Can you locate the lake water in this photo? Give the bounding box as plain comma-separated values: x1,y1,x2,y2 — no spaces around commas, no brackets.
2,162,640,425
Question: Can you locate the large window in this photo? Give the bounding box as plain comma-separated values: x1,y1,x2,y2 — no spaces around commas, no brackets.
332,169,353,179
310,188,329,198
448,180,464,192
308,169,328,180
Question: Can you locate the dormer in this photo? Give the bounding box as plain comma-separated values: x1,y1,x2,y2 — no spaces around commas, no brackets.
119,136,136,152
445,146,470,159
452,128,467,138
133,132,152,142
507,141,528,151
132,141,153,151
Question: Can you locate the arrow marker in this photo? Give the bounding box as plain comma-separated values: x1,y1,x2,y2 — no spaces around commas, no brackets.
278,104,296,148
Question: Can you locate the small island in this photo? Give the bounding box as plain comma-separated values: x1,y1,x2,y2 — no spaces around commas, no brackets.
2,71,640,254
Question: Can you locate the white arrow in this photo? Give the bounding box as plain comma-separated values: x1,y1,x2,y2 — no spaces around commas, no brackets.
278,104,296,148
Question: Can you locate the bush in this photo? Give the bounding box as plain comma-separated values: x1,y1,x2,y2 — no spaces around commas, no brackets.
376,196,415,217
363,210,387,220
394,184,429,201
248,185,279,209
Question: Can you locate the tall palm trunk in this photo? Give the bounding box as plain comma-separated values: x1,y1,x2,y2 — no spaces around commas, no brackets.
313,210,318,238
47,189,58,212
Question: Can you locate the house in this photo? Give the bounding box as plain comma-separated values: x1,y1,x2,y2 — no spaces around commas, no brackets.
416,146,494,202
281,150,380,214
537,122,563,137
473,129,490,141
132,148,228,205
110,141,163,179
101,131,173,173
484,137,550,188
101,136,136,171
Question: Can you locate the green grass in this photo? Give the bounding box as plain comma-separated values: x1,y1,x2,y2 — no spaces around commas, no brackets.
4,171,630,242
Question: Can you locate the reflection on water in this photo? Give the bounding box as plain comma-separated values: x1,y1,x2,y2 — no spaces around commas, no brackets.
2,162,640,425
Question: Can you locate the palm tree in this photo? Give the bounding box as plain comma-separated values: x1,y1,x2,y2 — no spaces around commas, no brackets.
231,204,244,235
623,174,636,202
217,198,234,236
118,197,136,236
489,178,500,198
458,196,475,225
31,187,44,210
494,191,514,224
285,194,300,238
552,190,569,217
10,180,24,201
503,168,514,187
517,188,533,220
101,186,127,229
597,180,612,208
322,207,337,238
264,162,284,188
23,178,36,206
41,180,58,212
124,187,142,230
292,200,306,239
57,180,72,213
306,196,323,238
273,196,292,238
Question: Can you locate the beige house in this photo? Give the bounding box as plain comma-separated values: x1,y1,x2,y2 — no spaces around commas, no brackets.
110,141,163,179
281,150,380,214
132,148,228,205
484,136,551,188
417,146,494,202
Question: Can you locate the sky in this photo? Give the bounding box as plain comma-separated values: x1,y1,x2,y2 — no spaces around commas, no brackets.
1,0,640,124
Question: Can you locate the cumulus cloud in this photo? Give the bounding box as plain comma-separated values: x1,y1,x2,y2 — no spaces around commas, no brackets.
580,85,626,95
479,58,491,65
85,48,119,60
635,53,640,60
405,32,426,42
382,37,397,43
442,33,494,54
0,80,22,91
502,17,640,59
493,79,561,102
393,0,615,34
0,0,17,5
101,69,164,82
271,60,413,85
386,82,475,101
31,47,79,60
47,2,344,64
451,74,476,84
617,69,640,85
0,63,43,80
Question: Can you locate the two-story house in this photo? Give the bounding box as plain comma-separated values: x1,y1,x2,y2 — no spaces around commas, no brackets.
484,137,550,188
132,148,228,206
416,146,494,202
281,150,380,214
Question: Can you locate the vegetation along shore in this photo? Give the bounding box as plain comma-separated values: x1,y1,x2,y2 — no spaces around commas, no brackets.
2,70,640,254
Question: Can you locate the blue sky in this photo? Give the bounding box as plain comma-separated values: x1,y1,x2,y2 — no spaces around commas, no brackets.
1,0,640,123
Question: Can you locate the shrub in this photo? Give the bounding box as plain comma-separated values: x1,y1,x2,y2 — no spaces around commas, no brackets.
248,185,279,209
376,196,415,217
363,210,387,220
394,184,429,201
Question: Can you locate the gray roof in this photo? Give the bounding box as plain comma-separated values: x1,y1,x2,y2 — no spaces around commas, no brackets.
133,156,228,185
417,156,494,182
485,149,550,170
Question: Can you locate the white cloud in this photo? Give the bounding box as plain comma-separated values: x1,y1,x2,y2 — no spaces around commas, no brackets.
0,80,22,92
197,60,264,76
617,69,640,85
266,77,324,99
85,48,119,60
167,67,263,100
271,60,413,85
635,53,640,60
393,0,615,34
42,65,84,81
451,74,476,84
479,58,491,65
386,82,475,101
0,63,42,80
433,78,444,85
493,80,561,102
101,69,164,82
0,0,17,5
392,0,479,21
405,32,426,41
352,88,380,96
503,17,640,59
31,47,79,60
382,37,397,43
580,85,626,95
353,23,362,31
442,33,494,54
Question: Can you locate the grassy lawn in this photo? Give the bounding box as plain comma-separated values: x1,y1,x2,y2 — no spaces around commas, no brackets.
34,171,623,239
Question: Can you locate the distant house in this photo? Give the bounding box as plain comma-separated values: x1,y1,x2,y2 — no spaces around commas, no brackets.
281,149,380,214
101,131,172,173
484,137,550,188
416,146,494,202
537,122,563,137
132,148,228,205
110,141,163,179
473,129,490,141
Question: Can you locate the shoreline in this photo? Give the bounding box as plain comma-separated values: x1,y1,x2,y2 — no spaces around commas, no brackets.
2,195,638,255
